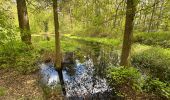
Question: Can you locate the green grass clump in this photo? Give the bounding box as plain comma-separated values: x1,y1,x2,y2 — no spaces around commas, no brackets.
64,34,121,46
143,78,170,99
61,40,79,52
0,41,40,74
134,32,170,48
132,44,170,82
106,66,143,98
106,66,170,99
32,36,78,52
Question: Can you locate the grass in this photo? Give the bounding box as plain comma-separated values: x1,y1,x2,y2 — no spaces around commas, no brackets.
134,32,170,48
32,36,79,52
132,44,170,82
133,44,170,58
132,44,170,55
64,34,121,47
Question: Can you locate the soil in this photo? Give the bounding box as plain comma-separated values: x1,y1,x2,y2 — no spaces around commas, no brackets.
0,69,44,100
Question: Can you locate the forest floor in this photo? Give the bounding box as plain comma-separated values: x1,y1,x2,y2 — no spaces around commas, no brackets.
0,69,44,100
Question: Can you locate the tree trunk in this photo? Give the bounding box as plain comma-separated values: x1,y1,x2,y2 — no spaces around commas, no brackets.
43,20,49,32
16,0,31,45
53,0,61,70
69,2,73,29
52,0,66,95
120,0,136,66
113,0,123,28
93,0,101,34
148,0,157,33
156,0,164,30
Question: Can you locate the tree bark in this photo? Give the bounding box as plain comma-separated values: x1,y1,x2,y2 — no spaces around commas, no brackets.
120,0,136,66
53,0,61,69
16,0,31,45
52,0,66,95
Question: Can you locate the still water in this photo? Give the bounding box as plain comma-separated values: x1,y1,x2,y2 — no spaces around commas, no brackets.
39,38,121,99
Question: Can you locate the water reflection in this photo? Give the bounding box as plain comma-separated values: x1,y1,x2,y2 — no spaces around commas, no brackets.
63,58,114,99
39,38,121,99
72,38,120,77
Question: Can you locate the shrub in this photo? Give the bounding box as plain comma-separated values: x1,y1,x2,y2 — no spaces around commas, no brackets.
143,77,170,99
106,66,143,98
132,47,170,82
15,51,39,74
134,32,170,48
0,41,40,74
106,66,170,99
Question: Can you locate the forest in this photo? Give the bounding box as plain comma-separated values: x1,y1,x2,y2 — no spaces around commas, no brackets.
0,0,170,99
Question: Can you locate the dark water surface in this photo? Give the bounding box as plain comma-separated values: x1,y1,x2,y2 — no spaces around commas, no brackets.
39,38,122,99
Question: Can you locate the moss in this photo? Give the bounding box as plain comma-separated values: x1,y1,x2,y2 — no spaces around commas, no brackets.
0,87,6,96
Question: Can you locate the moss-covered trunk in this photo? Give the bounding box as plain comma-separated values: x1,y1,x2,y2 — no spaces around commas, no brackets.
120,0,136,66
16,0,31,45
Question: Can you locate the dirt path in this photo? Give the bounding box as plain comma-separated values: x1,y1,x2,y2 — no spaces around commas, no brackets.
0,69,44,100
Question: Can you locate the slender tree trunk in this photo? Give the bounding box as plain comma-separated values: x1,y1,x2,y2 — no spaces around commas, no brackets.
113,0,123,28
16,0,31,44
69,2,73,29
142,14,147,31
93,0,101,34
138,5,142,25
53,0,61,70
120,0,136,66
148,0,157,33
118,1,126,32
142,0,147,32
43,20,49,32
52,0,66,95
156,0,164,30
113,0,118,28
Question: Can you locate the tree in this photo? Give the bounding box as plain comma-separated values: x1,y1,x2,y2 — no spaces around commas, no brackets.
53,0,61,70
52,0,66,95
148,0,158,32
16,0,31,44
120,0,137,66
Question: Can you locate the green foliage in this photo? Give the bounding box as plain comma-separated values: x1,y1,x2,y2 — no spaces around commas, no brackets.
29,10,54,33
35,39,55,51
0,4,17,46
64,34,121,46
132,46,170,82
0,41,40,74
60,0,126,37
134,32,170,48
27,0,54,33
41,84,62,99
61,39,79,52
106,65,170,99
106,66,143,96
15,49,39,74
143,77,170,99
32,36,78,52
